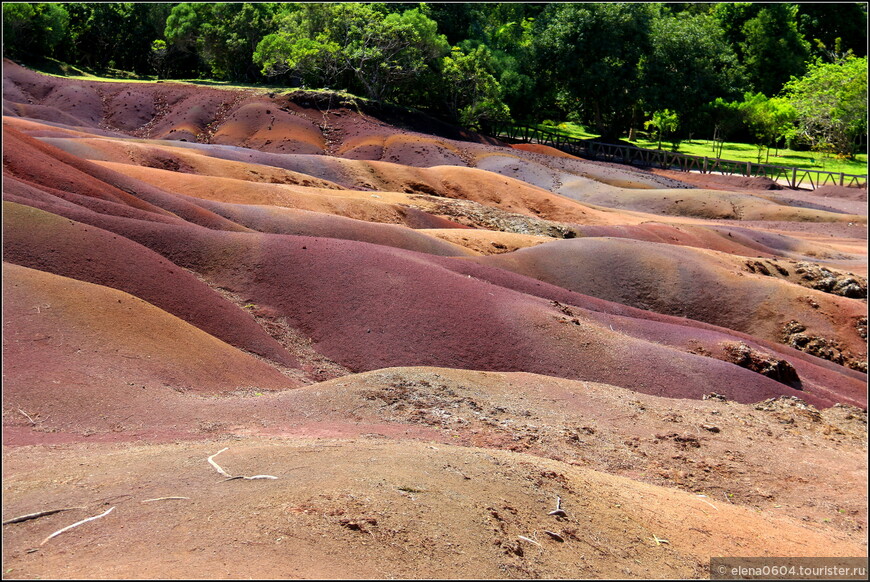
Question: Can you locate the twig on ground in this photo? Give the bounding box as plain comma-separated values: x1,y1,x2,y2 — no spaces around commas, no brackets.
39,507,115,545
651,534,670,546
207,447,232,477
209,447,278,480
2,507,85,525
518,535,542,547
221,475,278,482
17,409,36,425
141,497,190,503
695,494,719,511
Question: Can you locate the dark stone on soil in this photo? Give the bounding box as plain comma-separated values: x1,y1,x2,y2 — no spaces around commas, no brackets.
723,342,801,388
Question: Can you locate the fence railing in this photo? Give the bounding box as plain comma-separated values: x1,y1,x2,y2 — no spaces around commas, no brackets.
489,123,868,190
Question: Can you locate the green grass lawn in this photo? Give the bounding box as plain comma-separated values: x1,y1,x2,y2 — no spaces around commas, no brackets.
526,121,868,177
631,137,868,176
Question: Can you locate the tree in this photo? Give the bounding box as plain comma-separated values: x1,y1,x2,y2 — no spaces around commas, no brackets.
711,3,812,96
3,3,69,59
639,12,747,138
148,39,168,79
440,45,510,131
797,3,868,60
702,97,743,158
165,3,280,82
738,93,798,163
532,2,658,139
254,4,448,103
782,55,868,159
644,109,680,151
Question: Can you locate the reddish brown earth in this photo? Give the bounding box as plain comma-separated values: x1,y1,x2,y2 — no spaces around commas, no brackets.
2,60,867,578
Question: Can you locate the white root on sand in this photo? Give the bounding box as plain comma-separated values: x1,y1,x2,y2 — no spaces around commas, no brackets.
40,506,115,546
208,447,277,480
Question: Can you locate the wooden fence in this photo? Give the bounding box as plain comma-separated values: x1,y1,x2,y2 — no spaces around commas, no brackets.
489,123,868,190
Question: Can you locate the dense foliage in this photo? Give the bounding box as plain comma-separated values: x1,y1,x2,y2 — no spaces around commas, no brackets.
3,2,867,155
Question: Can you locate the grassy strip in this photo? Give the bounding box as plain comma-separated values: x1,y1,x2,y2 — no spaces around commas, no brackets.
525,121,867,176
632,137,868,176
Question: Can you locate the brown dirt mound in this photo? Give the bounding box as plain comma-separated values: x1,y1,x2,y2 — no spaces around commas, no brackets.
511,142,582,159
557,183,864,223
2,437,862,579
420,229,554,255
212,101,325,154
651,168,784,191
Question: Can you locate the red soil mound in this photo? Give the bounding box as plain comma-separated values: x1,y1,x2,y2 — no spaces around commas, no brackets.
2,125,165,213
572,223,787,258
3,125,253,232
82,211,868,405
2,263,301,401
41,136,345,189
3,201,300,368
90,161,466,229
5,174,863,407
474,237,867,366
186,199,474,257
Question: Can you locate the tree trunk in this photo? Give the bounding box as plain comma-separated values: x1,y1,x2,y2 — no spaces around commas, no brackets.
593,102,603,136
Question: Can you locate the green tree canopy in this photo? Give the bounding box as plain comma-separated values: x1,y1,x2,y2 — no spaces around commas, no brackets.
639,11,747,136
440,45,510,131
797,3,868,60
532,2,658,138
644,109,680,151
254,3,448,103
3,3,69,59
782,55,868,158
166,3,280,81
739,3,810,97
737,92,798,162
